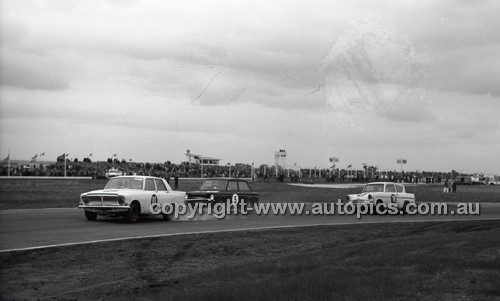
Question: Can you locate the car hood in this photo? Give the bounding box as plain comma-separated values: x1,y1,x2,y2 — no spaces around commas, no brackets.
81,189,139,196
347,192,372,201
186,190,258,196
187,190,221,195
348,192,368,197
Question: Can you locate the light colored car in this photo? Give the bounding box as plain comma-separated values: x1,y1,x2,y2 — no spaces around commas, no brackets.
105,168,124,179
346,182,415,213
79,176,186,222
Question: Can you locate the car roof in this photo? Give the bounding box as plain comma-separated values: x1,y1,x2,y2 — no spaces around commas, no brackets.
365,182,403,185
202,177,248,181
111,175,162,180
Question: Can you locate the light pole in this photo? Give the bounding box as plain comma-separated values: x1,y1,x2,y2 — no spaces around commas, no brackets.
396,158,407,181
186,149,190,177
372,165,378,179
63,153,67,177
329,156,339,181
227,163,231,178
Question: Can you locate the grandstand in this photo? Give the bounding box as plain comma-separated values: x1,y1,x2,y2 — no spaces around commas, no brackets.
184,150,221,165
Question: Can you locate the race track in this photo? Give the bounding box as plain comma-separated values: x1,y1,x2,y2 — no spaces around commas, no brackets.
1,203,500,252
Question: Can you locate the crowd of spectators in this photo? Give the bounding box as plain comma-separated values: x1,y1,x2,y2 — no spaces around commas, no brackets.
0,159,253,180
256,166,456,184
1,158,464,184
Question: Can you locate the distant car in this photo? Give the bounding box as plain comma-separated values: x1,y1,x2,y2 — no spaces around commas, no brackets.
346,182,415,213
186,178,259,209
79,176,186,222
105,168,124,179
487,180,500,185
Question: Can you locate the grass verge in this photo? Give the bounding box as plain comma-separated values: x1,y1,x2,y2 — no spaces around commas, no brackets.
1,220,499,300
1,179,499,210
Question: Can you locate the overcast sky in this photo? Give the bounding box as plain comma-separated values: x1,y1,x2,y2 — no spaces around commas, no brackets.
1,0,499,174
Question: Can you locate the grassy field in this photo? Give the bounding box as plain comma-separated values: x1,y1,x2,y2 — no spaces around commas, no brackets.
0,178,499,210
1,220,499,300
1,178,499,300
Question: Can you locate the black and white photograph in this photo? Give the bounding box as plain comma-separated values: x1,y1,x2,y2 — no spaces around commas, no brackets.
1,0,499,300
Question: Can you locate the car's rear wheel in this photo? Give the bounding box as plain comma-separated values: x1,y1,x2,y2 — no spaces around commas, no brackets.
124,203,140,223
242,200,253,214
162,213,174,221
84,211,97,221
246,199,258,213
402,201,409,214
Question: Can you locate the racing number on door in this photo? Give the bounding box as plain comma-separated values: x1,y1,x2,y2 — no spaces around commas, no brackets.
151,194,158,205
232,194,239,205
390,194,397,203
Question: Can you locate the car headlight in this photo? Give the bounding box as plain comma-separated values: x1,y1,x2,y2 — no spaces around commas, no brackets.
81,196,89,204
117,195,125,205
210,195,215,201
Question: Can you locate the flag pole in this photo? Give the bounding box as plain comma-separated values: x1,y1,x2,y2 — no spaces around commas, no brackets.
8,149,10,177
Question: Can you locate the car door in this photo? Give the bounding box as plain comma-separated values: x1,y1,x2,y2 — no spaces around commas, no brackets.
384,183,397,205
144,178,158,214
154,178,173,213
237,180,256,206
226,180,240,204
394,184,405,208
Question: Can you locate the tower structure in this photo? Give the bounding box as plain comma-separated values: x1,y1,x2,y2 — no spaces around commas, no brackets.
274,149,287,176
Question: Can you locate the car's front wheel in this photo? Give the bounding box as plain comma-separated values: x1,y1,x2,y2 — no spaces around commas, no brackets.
84,211,97,221
124,203,140,223
375,200,385,215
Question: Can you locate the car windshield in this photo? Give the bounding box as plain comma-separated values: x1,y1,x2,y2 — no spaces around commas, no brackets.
199,180,228,191
105,177,144,190
362,184,384,193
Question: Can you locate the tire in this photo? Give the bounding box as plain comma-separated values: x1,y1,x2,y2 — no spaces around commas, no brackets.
402,202,409,214
124,203,140,223
245,200,254,214
162,213,174,221
375,200,385,215
84,211,97,221
215,201,228,219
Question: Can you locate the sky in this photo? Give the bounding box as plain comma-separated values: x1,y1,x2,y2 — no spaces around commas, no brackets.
1,0,499,174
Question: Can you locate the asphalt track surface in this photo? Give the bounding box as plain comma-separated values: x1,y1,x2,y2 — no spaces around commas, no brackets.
1,203,500,252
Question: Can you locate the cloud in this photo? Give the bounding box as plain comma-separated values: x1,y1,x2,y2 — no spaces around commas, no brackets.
1,0,499,173
1,53,71,90
320,20,433,123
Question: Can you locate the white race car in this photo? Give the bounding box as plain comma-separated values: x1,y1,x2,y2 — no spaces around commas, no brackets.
346,182,416,213
79,176,186,222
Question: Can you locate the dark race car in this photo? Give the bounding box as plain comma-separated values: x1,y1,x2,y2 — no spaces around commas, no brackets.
185,178,259,210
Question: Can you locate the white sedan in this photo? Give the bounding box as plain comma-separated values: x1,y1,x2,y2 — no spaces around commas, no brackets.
346,182,416,213
79,176,186,223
